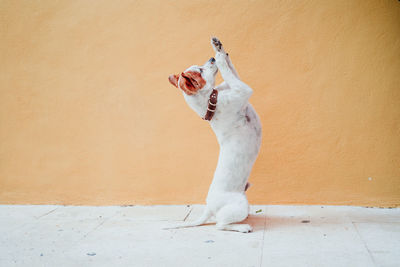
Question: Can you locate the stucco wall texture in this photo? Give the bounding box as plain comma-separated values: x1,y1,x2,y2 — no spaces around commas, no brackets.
1,0,399,206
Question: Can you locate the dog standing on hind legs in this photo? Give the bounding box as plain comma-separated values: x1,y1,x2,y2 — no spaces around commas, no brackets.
167,37,262,233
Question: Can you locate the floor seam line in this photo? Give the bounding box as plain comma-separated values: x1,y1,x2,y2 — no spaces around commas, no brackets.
183,206,193,222
78,211,119,242
259,205,267,267
352,221,377,267
35,206,60,219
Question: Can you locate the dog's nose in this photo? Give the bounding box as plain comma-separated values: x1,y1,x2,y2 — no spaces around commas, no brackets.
209,57,215,63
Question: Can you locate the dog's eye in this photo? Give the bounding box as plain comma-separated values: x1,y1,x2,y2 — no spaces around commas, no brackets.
199,68,203,74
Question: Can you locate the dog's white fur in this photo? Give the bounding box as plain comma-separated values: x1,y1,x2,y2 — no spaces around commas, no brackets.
167,37,262,233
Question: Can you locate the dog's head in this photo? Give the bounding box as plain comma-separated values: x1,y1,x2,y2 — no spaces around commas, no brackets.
168,57,218,95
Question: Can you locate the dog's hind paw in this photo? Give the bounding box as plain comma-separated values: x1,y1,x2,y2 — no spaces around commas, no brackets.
217,223,253,233
235,224,253,233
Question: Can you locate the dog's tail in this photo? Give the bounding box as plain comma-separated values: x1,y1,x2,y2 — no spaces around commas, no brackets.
163,208,212,230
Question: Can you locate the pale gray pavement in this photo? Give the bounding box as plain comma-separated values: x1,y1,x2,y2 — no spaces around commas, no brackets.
0,205,399,267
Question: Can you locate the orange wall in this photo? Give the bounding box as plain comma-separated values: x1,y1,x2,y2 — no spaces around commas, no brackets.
1,0,399,206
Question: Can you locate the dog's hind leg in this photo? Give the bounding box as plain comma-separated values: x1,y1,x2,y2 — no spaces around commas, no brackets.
217,223,252,233
215,203,252,233
215,194,252,233
163,207,212,230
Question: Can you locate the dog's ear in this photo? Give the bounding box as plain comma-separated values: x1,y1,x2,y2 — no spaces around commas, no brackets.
168,74,179,88
179,72,197,95
179,71,206,95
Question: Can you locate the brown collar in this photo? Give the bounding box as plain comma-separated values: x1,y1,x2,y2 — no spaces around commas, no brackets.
203,89,218,121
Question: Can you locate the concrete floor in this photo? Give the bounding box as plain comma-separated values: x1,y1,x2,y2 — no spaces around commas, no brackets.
0,205,399,267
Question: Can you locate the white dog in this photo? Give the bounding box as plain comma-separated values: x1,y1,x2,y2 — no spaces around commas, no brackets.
167,37,262,233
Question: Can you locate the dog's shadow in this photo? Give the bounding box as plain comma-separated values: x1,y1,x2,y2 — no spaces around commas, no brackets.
200,214,327,233
243,215,302,232
199,215,267,232
244,214,343,233
242,214,267,232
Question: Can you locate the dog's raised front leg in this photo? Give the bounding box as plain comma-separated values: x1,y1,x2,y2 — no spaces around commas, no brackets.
211,37,240,80
211,37,253,105
211,37,239,85
215,81,230,91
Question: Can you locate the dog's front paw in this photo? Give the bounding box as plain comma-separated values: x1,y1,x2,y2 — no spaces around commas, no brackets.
211,37,227,54
211,37,222,52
